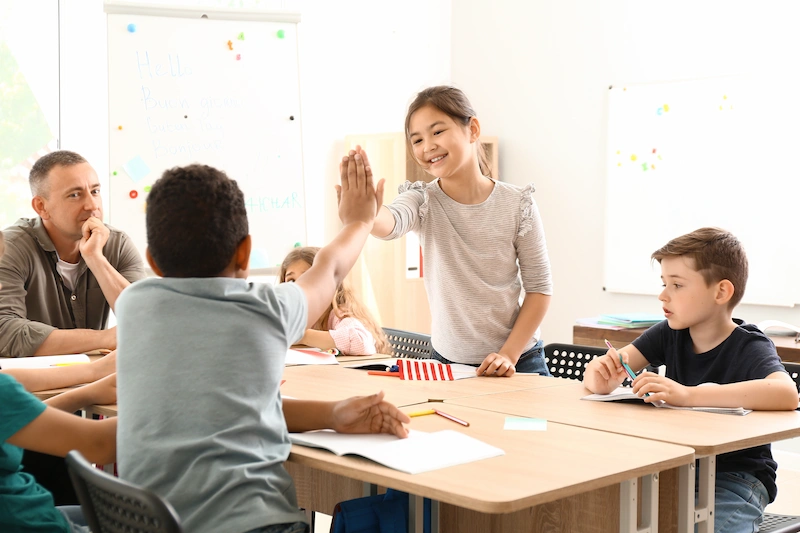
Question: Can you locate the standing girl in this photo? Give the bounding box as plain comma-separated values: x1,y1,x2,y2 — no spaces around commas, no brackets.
280,247,390,356
363,85,553,376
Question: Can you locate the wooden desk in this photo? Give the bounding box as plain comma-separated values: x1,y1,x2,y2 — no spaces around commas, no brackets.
282,364,565,408
574,325,800,363
445,380,800,533
288,402,694,533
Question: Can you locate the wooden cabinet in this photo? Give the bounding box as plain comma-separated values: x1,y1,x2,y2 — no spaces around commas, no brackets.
344,133,499,334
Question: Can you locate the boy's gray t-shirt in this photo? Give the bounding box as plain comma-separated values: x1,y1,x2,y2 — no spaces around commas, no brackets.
116,277,308,533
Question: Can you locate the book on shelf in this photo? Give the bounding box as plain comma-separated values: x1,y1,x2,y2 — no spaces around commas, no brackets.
581,386,751,415
289,429,504,474
597,313,664,328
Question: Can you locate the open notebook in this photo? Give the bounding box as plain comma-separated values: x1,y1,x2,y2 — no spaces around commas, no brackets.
0,353,90,369
582,386,752,416
289,429,504,474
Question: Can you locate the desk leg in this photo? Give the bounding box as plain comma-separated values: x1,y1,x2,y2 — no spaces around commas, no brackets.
363,482,378,497
619,474,659,533
677,456,715,533
409,494,425,533
695,456,715,533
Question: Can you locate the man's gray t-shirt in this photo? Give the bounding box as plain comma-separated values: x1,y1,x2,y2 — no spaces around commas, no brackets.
116,277,308,533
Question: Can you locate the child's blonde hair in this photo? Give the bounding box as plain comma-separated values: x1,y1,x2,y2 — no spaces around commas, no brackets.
279,247,390,354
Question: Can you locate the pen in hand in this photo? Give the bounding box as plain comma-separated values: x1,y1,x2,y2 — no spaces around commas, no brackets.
604,339,650,397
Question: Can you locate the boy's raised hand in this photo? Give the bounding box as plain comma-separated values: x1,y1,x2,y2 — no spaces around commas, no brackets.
330,391,410,438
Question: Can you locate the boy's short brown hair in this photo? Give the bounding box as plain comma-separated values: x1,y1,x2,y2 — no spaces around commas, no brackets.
652,227,748,308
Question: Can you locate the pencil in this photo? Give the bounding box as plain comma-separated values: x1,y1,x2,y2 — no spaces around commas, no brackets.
433,409,470,427
50,362,89,367
409,409,436,417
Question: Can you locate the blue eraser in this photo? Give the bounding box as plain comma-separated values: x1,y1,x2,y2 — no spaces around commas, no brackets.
127,23,136,33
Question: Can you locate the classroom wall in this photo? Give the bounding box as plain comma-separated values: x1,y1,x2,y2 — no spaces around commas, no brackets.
450,0,800,344
56,0,451,253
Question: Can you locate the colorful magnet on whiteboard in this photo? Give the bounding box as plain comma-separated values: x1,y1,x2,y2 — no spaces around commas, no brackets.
663,104,670,112
657,107,663,115
118,125,123,130
227,40,233,50
652,148,656,153
184,115,188,119
276,29,285,39
127,23,136,33
129,190,138,199
112,171,118,176
122,156,151,183
294,242,302,248
143,185,152,193
237,32,245,40
630,154,637,161
642,163,648,171
236,54,241,61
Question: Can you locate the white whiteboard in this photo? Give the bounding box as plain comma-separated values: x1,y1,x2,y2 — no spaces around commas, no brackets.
105,3,305,270
605,76,800,307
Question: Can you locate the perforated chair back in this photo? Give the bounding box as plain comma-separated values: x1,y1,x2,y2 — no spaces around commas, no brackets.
544,343,607,382
759,512,800,533
383,328,432,359
66,451,183,533
783,361,800,393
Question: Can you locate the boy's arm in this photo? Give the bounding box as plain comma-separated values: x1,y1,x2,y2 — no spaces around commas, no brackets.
283,392,410,438
45,373,117,413
633,371,799,410
583,343,649,394
1,351,116,392
296,153,382,328
7,408,117,465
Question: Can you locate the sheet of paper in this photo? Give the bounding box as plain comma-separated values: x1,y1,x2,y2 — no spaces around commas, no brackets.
0,353,90,369
285,348,338,366
504,417,547,431
289,429,504,474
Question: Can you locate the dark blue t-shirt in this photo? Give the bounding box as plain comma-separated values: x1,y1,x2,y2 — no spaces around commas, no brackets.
632,319,787,502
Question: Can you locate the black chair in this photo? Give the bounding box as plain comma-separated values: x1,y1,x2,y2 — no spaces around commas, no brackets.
66,450,183,533
783,361,800,393
543,343,607,382
761,512,800,533
543,342,654,386
382,327,432,359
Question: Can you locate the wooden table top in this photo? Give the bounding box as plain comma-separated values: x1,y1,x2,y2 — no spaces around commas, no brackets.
446,379,800,456
282,364,566,407
288,401,694,514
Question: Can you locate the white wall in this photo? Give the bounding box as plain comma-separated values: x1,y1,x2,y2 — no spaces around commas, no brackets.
57,0,451,249
451,0,800,344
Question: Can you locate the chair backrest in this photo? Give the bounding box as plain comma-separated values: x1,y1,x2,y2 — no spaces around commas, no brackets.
783,361,800,393
383,328,432,359
544,343,607,382
66,450,183,533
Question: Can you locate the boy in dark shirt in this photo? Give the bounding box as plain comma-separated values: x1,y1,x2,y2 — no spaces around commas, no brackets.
584,227,798,533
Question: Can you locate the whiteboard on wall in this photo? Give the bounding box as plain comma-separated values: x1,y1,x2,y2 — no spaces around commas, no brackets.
105,2,305,271
605,76,800,307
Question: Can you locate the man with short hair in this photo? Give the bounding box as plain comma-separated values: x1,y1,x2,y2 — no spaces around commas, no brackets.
0,150,145,358
0,150,144,505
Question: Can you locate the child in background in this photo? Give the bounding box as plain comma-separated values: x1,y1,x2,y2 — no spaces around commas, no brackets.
358,85,553,377
280,246,390,355
0,230,118,533
116,158,409,533
583,227,798,533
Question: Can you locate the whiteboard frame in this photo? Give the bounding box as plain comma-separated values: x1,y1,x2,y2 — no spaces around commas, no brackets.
104,1,300,23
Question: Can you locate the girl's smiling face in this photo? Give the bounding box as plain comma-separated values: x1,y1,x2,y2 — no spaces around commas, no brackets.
407,104,479,180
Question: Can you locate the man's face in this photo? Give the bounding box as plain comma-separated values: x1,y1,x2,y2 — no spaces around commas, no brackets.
35,163,103,242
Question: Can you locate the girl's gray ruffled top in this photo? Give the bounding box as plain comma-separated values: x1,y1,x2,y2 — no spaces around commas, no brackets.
379,178,553,364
